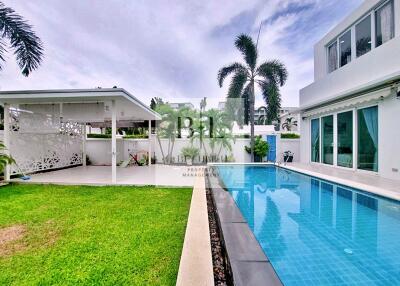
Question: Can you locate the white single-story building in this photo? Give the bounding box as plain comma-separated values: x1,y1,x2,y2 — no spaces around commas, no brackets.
298,0,400,181
0,88,161,184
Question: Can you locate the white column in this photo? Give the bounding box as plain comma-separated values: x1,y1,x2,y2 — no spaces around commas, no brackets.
3,103,10,181
148,120,152,165
111,100,117,184
82,123,87,167
333,113,338,166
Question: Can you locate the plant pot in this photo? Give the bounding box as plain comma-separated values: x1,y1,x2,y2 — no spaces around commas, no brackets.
186,158,193,165
284,155,293,163
254,155,263,162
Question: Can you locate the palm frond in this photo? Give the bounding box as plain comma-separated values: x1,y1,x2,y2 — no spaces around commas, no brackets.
227,70,247,99
217,62,247,87
235,34,257,71
0,2,43,76
257,60,288,86
260,82,281,124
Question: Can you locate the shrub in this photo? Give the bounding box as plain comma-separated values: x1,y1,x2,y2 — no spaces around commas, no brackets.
87,134,111,139
181,146,200,160
123,134,148,139
245,136,269,159
281,133,300,139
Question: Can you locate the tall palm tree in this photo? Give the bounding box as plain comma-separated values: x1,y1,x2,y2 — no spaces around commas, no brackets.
0,2,43,76
218,34,287,161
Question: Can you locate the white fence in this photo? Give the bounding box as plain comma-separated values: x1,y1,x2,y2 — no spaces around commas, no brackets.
86,136,300,165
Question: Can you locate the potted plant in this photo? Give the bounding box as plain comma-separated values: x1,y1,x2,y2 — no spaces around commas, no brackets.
181,146,200,165
245,136,269,162
283,151,294,163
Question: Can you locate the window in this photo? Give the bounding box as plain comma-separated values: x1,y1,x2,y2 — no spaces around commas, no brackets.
356,15,371,57
358,106,378,172
337,111,353,168
322,115,334,165
339,31,352,67
327,0,395,73
311,118,320,162
328,41,338,73
376,1,394,47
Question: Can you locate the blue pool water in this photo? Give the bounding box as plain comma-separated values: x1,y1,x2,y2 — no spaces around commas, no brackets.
216,165,400,286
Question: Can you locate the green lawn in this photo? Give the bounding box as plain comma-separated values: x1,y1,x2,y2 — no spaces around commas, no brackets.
0,184,192,285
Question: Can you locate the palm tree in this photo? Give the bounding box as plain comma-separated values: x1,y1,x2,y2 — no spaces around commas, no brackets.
0,2,43,76
218,34,287,161
282,116,298,131
0,142,14,173
0,3,43,177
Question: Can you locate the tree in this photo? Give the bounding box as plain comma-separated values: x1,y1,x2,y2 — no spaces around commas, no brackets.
282,116,298,131
0,142,14,173
217,34,287,161
0,2,43,177
150,97,164,110
0,2,43,76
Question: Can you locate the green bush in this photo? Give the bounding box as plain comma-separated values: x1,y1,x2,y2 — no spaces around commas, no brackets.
245,136,269,159
281,133,300,139
87,134,148,139
87,134,111,139
123,134,148,139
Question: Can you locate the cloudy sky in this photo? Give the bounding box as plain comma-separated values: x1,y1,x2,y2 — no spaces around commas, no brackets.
1,0,362,108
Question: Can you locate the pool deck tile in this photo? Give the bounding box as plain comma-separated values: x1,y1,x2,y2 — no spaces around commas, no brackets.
230,261,283,286
220,222,268,262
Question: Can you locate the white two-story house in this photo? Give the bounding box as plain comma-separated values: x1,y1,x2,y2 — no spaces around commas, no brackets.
299,0,400,181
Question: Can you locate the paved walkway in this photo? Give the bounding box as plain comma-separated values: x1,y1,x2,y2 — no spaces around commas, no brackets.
283,162,400,200
11,165,205,187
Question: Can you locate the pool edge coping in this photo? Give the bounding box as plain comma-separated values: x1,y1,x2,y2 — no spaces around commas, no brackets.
205,169,283,286
208,162,400,202
176,176,214,286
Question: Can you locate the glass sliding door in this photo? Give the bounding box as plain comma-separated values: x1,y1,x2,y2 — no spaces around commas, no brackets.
311,118,320,162
322,115,334,165
358,106,378,172
337,111,353,168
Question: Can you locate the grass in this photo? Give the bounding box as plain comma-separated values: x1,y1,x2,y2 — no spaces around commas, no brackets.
0,184,192,285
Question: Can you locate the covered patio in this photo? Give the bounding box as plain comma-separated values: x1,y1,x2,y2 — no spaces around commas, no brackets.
13,165,198,187
1,88,162,184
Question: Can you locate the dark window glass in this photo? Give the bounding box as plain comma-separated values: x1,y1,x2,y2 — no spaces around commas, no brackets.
311,118,320,162
337,111,353,168
339,31,352,67
322,115,334,165
356,16,371,57
357,106,378,172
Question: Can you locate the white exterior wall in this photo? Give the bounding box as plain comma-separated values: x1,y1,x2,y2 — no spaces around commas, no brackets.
299,95,400,180
313,0,400,82
85,136,301,165
299,0,400,181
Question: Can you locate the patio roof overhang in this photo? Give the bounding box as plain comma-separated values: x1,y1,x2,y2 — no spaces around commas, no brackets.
0,88,160,184
0,88,162,122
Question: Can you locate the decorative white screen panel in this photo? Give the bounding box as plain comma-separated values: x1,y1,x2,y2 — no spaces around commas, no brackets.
9,109,83,175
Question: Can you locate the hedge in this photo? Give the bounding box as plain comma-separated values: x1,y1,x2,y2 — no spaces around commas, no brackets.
281,133,300,139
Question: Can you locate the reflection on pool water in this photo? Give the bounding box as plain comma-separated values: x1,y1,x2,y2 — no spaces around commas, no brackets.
216,165,400,286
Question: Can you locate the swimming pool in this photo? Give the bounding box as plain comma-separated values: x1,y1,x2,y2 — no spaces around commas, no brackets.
216,164,400,286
